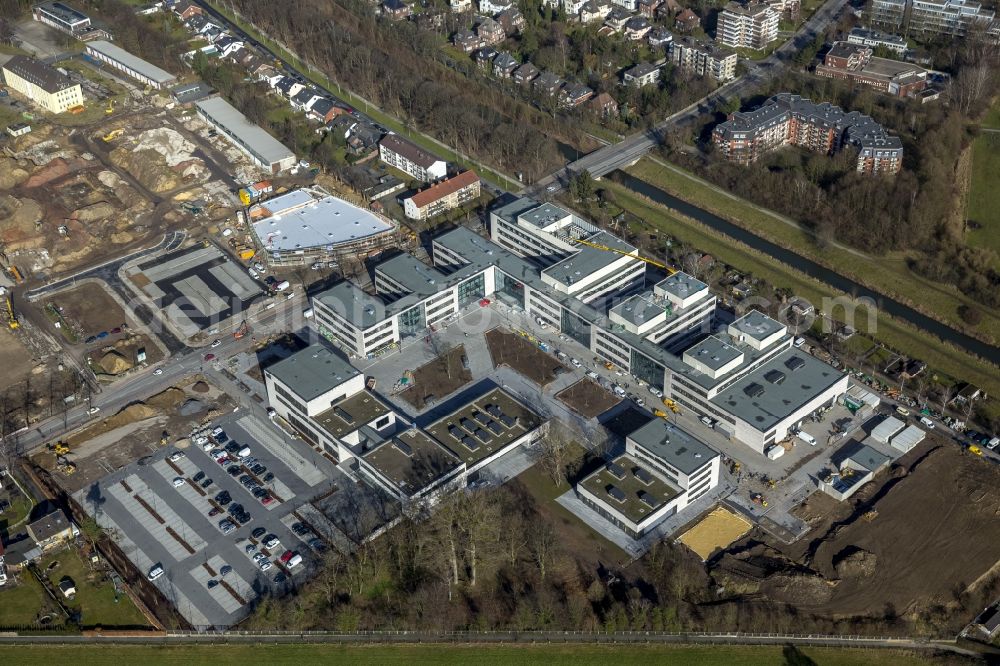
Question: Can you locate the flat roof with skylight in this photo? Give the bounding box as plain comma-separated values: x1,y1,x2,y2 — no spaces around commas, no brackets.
265,345,359,402
729,310,786,345
314,281,388,330
424,387,542,466
655,271,708,303
249,187,395,254
362,427,462,497
518,202,572,228
683,335,744,375
628,418,718,476
610,294,665,328
315,390,392,440
579,454,681,525
543,232,637,287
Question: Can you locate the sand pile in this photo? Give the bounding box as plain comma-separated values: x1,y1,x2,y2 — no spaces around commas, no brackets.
98,350,133,375
0,158,30,189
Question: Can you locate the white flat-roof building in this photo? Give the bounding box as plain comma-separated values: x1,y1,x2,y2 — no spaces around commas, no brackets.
195,97,296,174
32,2,90,34
84,40,177,89
246,187,397,266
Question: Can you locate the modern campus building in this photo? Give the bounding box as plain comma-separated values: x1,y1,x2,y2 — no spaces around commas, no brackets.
402,170,482,220
816,42,928,98
846,27,908,55
244,186,398,266
1,56,83,114
869,0,997,37
716,0,779,50
576,418,720,537
712,93,904,175
84,41,177,89
378,134,447,182
32,1,89,34
264,345,546,503
195,97,297,174
668,37,738,82
308,195,848,453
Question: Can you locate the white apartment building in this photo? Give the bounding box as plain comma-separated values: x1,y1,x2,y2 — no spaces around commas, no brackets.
1,56,83,114
378,134,447,182
846,27,908,55
716,0,779,49
623,62,661,87
870,0,996,36
669,38,738,82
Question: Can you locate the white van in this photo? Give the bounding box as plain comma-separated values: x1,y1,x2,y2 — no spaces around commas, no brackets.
302,308,314,319
148,564,164,581
796,431,817,446
919,416,935,429
237,445,252,459
287,553,303,568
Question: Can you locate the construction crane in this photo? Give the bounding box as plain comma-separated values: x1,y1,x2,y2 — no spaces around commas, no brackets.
572,238,676,273
5,297,18,330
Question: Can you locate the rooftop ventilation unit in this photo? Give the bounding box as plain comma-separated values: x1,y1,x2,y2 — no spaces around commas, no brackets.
606,485,627,503
606,462,627,480
743,382,765,398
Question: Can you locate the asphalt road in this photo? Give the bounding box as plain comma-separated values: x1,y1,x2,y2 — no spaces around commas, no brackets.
526,0,850,195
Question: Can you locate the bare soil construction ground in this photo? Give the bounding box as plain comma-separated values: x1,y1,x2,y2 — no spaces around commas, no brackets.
0,327,37,389
34,378,236,493
557,379,621,418
714,441,1000,619
400,345,472,409
485,328,566,387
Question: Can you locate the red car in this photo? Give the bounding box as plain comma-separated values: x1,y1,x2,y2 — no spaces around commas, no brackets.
204,353,216,361
478,298,490,307
279,550,294,564
261,495,274,506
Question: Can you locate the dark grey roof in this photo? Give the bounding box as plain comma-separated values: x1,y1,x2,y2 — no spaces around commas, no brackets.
265,344,360,401
628,418,718,475
2,56,76,94
379,134,443,169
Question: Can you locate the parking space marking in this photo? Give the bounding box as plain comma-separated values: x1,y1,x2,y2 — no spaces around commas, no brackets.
111,475,207,556
189,556,255,613
238,415,325,487
284,503,353,554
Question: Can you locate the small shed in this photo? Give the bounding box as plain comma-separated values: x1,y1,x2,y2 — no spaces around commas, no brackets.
890,424,925,453
870,415,905,444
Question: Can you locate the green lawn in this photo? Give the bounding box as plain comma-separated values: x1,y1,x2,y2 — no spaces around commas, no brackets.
982,99,1000,129
41,549,149,628
0,644,947,665
601,179,1000,402
202,1,520,192
0,572,51,627
0,494,33,532
626,158,1000,343
966,133,1000,257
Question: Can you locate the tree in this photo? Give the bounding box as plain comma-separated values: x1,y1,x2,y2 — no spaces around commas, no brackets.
536,421,572,488
572,170,594,202
0,17,17,47
958,304,983,326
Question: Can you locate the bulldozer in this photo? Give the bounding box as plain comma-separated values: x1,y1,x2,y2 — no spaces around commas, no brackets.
662,398,681,414
49,441,70,455
57,456,77,475
102,128,124,142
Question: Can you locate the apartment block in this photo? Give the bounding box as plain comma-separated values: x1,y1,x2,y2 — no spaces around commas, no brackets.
716,0,779,50
669,37,738,82
816,42,927,98
712,93,903,175
1,56,83,114
870,0,996,37
622,62,661,87
402,171,481,220
378,134,447,182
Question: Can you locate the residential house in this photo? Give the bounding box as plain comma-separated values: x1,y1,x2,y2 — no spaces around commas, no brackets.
1,56,83,114
479,0,513,12
450,0,473,11
623,62,660,86
604,7,632,31
533,70,564,96
638,0,663,16
173,1,202,20
382,0,411,20
416,9,446,30
26,510,74,551
611,0,638,11
453,30,483,53
766,0,800,16
716,1,779,50
496,7,526,34
250,62,277,82
815,41,928,98
308,98,339,124
579,0,611,23
624,15,652,40
135,3,163,16
214,35,244,59
291,88,323,112
477,17,506,45
560,82,594,107
403,170,482,220
379,134,447,181
587,91,619,118
565,0,588,14
514,62,539,85
274,76,304,99
493,51,519,78
674,7,700,32
648,27,673,48
347,123,383,155
473,46,499,68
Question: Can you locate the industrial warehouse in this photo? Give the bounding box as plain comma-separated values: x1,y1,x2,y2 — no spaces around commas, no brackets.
245,187,399,266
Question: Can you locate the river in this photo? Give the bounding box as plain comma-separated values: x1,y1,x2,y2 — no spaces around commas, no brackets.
611,171,1000,366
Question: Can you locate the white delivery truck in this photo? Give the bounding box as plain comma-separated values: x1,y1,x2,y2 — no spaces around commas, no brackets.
796,431,817,446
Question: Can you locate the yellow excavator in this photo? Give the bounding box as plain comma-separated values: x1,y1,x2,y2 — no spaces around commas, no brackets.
5,297,18,330
49,441,70,455
661,397,681,414
102,128,124,142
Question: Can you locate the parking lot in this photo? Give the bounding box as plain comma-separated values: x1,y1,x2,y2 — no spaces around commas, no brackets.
73,409,340,628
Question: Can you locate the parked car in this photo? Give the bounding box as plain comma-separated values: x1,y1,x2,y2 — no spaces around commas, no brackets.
200,477,213,489
168,451,185,462
279,550,295,564
148,564,164,581
263,535,281,550
895,406,910,417
172,477,185,488
251,527,266,540
259,560,273,571
569,358,581,367
585,371,599,380
208,507,222,517
207,579,219,589
211,339,221,348
919,416,936,429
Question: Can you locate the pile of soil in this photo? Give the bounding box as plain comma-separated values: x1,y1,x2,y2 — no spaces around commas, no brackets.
98,350,133,375
106,403,158,428
0,158,30,189
71,201,116,224
834,547,877,579
191,381,210,394
760,573,835,606
146,387,186,410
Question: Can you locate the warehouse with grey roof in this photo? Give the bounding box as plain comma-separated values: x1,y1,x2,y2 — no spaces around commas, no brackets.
195,97,296,173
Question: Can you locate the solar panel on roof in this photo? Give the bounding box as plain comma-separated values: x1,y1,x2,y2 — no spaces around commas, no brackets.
487,421,503,434
606,485,627,502
606,462,627,479
633,466,653,484
461,436,480,451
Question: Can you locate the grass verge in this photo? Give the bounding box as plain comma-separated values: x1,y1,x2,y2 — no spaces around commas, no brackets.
626,158,1000,343
0,644,949,665
202,1,519,192
966,133,1000,257
601,179,1000,400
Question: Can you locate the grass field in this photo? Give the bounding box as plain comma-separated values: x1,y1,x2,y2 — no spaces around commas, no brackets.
0,572,51,627
202,1,520,192
965,133,1000,257
599,179,1000,401
626,158,1000,343
41,549,148,628
0,643,949,665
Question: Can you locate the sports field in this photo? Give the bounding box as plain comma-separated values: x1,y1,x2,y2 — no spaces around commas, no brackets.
678,506,753,560
0,644,947,665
